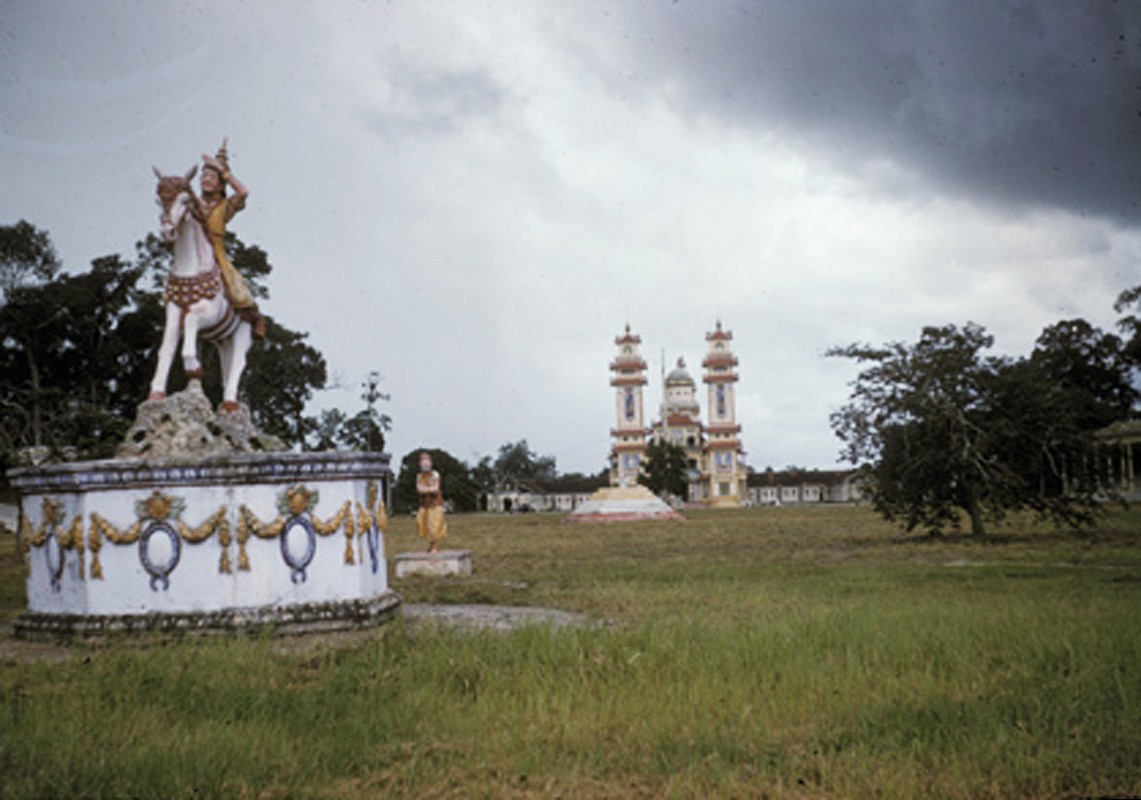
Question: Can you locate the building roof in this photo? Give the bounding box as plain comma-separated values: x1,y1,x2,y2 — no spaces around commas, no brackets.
665,357,695,386
615,323,641,346
706,320,733,341
1095,418,1141,442
746,468,858,488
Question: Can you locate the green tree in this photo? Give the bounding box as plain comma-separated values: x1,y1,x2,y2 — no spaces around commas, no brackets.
639,439,689,498
470,455,496,493
305,373,393,454
348,371,392,452
309,409,348,452
986,318,1137,517
492,439,557,486
0,253,154,458
829,322,1115,537
1030,318,1136,430
392,448,480,513
240,316,328,447
337,411,388,453
0,219,60,300
1115,284,1141,373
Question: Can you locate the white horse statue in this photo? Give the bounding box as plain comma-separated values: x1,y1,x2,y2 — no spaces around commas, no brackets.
149,166,253,413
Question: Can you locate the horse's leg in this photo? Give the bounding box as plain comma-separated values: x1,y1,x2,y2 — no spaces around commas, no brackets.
148,303,183,400
181,308,203,382
219,321,253,413
215,338,233,409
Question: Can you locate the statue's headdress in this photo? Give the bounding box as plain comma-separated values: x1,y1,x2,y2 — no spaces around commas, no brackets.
213,137,230,173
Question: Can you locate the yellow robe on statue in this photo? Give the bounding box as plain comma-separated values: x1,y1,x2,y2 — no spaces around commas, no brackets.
204,195,257,315
416,471,448,545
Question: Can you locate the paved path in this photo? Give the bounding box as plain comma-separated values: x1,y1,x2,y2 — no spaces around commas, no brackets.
401,603,594,632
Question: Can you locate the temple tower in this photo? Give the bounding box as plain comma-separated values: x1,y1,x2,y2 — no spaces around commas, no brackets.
609,324,648,487
702,320,745,506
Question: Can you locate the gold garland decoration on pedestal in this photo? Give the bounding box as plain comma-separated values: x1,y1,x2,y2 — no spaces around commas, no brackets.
235,506,285,571
236,485,355,572
177,508,232,574
20,499,86,580
88,490,230,580
354,480,390,565
311,502,355,565
87,515,142,581
355,504,371,564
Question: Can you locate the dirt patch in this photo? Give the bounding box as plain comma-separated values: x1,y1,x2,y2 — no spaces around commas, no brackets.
402,603,595,632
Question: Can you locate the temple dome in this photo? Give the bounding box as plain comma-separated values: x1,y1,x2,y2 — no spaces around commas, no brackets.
665,357,694,386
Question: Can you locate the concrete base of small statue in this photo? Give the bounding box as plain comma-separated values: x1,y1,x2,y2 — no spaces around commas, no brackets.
8,390,397,640
394,550,473,579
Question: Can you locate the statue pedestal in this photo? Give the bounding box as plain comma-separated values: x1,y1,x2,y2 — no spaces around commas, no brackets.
8,451,398,639
394,550,473,579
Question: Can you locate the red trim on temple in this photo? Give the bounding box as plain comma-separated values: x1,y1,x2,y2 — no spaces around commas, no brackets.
611,376,648,387
705,439,741,450
610,358,647,371
615,324,642,345
706,324,733,341
702,354,738,368
703,373,739,384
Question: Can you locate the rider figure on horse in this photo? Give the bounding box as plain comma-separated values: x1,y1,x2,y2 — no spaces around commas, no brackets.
195,140,266,339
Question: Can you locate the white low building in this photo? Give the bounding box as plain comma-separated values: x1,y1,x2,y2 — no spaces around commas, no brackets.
746,469,865,506
483,476,609,513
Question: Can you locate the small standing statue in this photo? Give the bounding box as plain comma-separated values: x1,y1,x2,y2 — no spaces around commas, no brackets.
416,452,447,553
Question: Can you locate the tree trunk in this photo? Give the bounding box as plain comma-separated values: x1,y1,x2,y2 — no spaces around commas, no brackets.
25,344,42,447
966,497,987,536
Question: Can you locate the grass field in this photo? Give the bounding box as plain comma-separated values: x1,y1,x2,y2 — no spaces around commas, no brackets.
1,504,1139,798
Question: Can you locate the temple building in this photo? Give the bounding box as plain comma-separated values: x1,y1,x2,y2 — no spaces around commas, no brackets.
609,321,748,506
609,324,649,487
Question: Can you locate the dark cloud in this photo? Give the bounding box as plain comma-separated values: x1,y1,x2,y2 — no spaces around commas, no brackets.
602,0,1141,223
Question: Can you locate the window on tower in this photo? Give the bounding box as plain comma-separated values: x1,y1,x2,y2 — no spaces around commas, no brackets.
716,384,726,418
625,388,635,421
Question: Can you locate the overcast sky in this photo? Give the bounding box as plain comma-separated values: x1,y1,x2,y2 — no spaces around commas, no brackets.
2,1,1139,474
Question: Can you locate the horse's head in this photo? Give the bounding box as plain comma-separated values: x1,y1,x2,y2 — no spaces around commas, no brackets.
153,165,199,242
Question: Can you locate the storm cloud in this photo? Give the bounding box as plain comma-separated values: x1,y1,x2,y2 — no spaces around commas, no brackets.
596,1,1141,223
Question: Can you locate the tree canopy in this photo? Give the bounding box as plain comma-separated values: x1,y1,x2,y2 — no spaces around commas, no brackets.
0,219,60,301
491,439,557,486
830,318,1137,536
639,439,689,499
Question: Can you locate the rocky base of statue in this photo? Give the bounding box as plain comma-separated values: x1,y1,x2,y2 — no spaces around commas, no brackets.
117,382,286,459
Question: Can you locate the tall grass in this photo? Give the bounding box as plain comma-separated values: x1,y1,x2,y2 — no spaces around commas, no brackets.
1,505,1139,798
